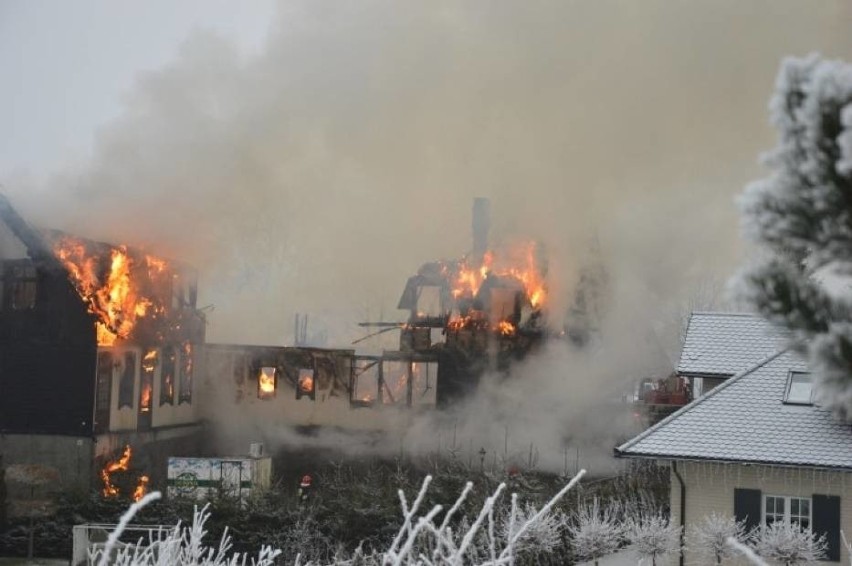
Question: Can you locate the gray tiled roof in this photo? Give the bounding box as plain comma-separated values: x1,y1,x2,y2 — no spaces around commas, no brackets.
617,348,852,469
678,312,790,376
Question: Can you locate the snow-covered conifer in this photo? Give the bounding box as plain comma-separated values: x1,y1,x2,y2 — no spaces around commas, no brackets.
737,54,852,418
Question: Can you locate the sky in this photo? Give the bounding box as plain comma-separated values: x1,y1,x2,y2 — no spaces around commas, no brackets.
0,0,276,176
1,1,852,349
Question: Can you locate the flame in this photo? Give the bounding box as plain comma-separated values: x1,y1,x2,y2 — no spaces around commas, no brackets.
443,242,546,335
101,445,132,498
259,367,276,396
505,244,546,309
497,320,516,336
140,349,157,412
102,445,149,500
132,475,150,502
448,243,545,309
140,383,152,411
53,237,168,346
298,370,314,394
183,342,193,375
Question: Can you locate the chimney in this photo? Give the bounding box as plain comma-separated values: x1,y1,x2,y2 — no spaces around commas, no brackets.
472,197,490,259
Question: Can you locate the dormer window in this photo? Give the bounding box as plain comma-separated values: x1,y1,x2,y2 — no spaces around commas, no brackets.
784,371,813,405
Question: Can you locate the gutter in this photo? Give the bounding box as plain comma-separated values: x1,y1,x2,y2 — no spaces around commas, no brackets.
672,461,685,566
615,452,852,474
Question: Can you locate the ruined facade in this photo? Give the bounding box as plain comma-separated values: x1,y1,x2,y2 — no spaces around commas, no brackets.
0,195,205,494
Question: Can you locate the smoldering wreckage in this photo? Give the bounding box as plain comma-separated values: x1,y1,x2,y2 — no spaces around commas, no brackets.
0,195,673,511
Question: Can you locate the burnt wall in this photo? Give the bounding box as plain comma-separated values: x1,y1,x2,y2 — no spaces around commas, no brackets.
0,262,97,436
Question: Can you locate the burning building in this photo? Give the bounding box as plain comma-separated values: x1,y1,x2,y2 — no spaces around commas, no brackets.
0,195,206,493
201,198,550,436
0,192,550,493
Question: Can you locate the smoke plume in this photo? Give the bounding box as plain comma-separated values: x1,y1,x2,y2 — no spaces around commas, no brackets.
6,0,852,471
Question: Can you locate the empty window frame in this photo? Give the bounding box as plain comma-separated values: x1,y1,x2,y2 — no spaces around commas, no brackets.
415,285,445,319
379,359,437,407
351,358,380,407
258,366,277,399
784,371,813,405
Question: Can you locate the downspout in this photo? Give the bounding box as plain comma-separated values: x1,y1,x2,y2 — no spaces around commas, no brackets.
672,461,686,566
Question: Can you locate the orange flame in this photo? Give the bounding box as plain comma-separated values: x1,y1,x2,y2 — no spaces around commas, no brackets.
140,350,157,412
132,475,150,502
497,320,516,336
53,237,168,346
101,445,132,498
448,243,545,310
102,445,149,500
298,369,314,394
259,367,276,396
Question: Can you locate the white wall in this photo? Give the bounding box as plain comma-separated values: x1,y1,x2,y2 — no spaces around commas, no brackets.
668,460,852,565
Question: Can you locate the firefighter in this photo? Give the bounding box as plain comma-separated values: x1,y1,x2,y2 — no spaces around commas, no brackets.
297,474,313,505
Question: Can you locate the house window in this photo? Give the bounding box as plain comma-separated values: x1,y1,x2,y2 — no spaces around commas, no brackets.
140,349,156,414
297,368,315,400
784,371,813,405
94,352,113,433
764,495,811,530
160,346,176,406
258,367,276,399
4,263,37,310
118,351,136,409
179,342,193,404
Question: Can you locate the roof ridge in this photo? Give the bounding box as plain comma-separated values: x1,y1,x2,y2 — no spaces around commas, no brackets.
617,346,792,455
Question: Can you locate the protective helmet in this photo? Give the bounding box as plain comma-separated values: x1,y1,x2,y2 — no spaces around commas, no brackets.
300,474,312,487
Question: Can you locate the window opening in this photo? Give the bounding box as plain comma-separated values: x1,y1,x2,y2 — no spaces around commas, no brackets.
297,368,315,400
5,263,36,310
118,351,136,409
160,346,176,405
178,342,193,404
258,367,276,400
139,349,155,414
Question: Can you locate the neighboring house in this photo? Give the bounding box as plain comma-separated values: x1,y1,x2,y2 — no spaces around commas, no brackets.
617,313,851,564
679,311,789,396
0,195,205,493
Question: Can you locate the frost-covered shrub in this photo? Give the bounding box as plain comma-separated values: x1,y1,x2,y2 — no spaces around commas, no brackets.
500,502,567,556
625,509,680,566
566,498,623,565
90,493,281,566
688,513,748,564
94,469,587,566
752,521,827,565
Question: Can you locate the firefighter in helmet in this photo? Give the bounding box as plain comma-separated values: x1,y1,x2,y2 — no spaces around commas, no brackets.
297,474,313,505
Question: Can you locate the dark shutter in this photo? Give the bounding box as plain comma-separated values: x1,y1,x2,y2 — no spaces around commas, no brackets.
734,488,762,533
812,494,840,562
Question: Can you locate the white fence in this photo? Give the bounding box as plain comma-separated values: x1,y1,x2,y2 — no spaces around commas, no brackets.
71,523,172,566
